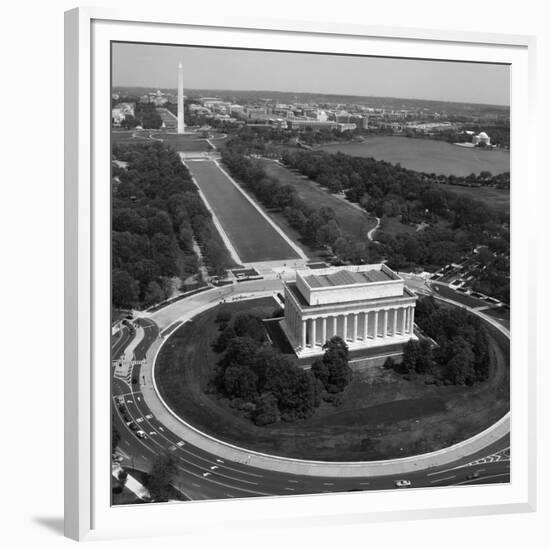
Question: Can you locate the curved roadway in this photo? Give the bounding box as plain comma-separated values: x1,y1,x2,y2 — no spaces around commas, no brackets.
112,277,510,501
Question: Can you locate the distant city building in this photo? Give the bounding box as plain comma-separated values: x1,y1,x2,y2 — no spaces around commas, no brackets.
282,264,417,358
245,107,268,119
286,119,354,132
472,131,491,146
111,102,135,125
177,63,185,134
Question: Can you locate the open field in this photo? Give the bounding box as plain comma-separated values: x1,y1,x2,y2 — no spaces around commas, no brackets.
185,160,300,263
150,132,212,152
318,136,510,176
378,215,418,238
430,182,510,213
111,130,212,152
260,160,377,240
155,298,509,461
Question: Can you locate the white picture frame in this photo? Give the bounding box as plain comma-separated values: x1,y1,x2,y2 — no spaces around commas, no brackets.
64,7,537,541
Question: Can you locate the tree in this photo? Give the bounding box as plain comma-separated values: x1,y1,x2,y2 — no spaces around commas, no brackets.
252,393,280,426
264,358,317,421
111,424,121,453
233,313,266,342
311,359,330,387
117,469,128,487
219,337,260,370
444,339,476,385
143,281,164,308
312,337,352,393
112,269,138,308
145,454,177,502
401,340,420,373
212,326,236,353
223,365,259,400
215,309,232,324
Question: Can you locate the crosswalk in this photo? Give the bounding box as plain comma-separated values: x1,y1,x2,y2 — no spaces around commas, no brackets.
466,447,510,467
112,359,146,384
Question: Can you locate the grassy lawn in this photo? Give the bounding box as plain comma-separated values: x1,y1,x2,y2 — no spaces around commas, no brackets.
377,216,418,238
111,130,213,153
155,297,510,462
150,132,213,152
259,160,377,241
431,182,509,214
186,160,300,263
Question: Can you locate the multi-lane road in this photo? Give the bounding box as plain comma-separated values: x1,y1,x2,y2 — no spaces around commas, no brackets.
111,278,510,502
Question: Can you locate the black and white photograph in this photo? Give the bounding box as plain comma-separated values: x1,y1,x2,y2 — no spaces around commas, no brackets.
110,41,511,505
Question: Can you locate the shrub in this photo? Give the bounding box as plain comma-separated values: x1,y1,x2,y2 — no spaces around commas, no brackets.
215,310,232,324
252,393,280,426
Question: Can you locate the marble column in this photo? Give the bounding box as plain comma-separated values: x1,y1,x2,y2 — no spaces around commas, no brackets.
363,311,369,340
343,315,348,341
410,308,415,334
301,320,307,348
332,316,338,339
373,311,379,338
392,308,398,337
353,314,358,342
401,306,406,335
383,309,388,338
311,318,317,348
322,317,327,345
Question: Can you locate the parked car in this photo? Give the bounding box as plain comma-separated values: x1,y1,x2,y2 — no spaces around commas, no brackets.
394,479,411,488
135,430,146,439
466,471,480,480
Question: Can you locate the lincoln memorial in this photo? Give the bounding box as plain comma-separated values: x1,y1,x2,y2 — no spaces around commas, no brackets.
281,264,417,358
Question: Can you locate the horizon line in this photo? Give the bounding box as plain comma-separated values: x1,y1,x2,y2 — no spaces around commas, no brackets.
111,85,510,109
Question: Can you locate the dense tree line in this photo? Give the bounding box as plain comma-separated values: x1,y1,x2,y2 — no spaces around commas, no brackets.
112,142,234,309
210,312,352,425
115,101,163,130
281,149,509,299
222,126,358,155
221,150,368,260
387,297,490,385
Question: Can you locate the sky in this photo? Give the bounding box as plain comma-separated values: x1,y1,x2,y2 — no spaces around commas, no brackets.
112,42,510,106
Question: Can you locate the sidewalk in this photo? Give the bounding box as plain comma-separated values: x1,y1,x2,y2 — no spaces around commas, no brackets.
139,288,511,478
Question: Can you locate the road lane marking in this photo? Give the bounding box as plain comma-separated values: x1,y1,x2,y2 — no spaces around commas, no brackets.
284,488,295,491
455,473,510,486
430,475,456,484
175,465,273,497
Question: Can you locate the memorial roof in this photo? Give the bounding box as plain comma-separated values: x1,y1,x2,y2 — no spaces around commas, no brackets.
303,267,394,289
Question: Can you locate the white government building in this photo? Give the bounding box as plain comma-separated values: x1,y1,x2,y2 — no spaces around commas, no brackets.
282,264,417,358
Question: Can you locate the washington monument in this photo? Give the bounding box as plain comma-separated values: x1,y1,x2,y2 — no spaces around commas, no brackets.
177,62,184,134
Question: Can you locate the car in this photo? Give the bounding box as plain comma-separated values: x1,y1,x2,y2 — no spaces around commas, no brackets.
135,430,146,439
127,422,138,431
202,472,212,477
394,479,412,488
466,471,480,480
